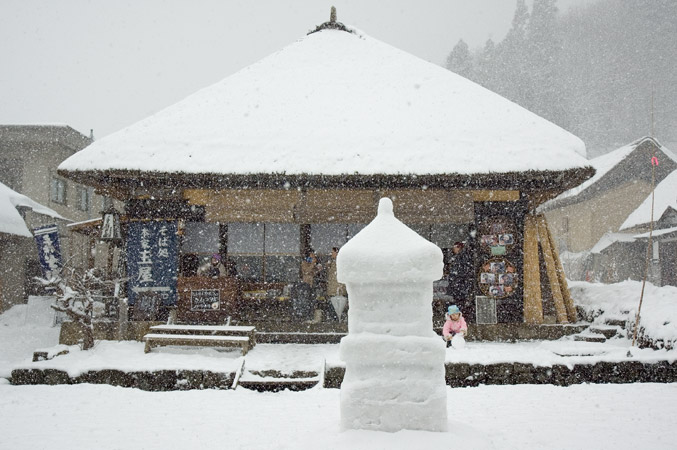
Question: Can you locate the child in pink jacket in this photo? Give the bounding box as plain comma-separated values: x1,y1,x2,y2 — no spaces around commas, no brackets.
443,305,467,347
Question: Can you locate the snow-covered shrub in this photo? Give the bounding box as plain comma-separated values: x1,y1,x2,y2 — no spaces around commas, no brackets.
36,267,113,350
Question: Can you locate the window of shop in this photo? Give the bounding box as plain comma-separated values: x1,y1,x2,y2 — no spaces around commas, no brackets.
228,223,300,283
408,223,470,249
180,222,220,276
182,222,220,255
310,223,365,256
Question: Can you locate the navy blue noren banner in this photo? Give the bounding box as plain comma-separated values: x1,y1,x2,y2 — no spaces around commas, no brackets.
126,221,178,306
33,224,63,280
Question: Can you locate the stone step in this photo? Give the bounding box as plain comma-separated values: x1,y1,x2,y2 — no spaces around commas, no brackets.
573,333,607,343
604,319,627,329
589,326,621,339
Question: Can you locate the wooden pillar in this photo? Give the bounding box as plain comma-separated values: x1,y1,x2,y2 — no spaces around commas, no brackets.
536,215,569,324
523,214,543,324
542,215,577,322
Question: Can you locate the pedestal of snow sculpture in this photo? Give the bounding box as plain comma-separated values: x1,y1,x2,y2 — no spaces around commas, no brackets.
337,197,447,432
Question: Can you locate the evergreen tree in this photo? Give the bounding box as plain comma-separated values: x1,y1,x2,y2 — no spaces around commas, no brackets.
475,38,497,89
525,0,565,125
445,39,473,79
493,0,530,104
441,0,677,153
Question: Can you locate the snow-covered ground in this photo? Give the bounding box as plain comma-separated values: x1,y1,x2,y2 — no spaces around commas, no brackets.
571,280,677,347
1,282,677,449
0,296,60,379
1,382,676,450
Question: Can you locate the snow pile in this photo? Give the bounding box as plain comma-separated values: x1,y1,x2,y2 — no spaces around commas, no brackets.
337,198,447,432
0,297,60,379
59,28,588,177
559,250,592,281
570,280,677,348
0,181,65,237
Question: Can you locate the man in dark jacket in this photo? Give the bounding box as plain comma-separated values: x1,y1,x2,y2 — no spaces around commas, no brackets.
446,242,475,322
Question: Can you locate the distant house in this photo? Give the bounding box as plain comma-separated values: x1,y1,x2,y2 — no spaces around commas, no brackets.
0,181,65,312
0,125,118,305
617,170,677,286
58,15,594,329
542,137,677,285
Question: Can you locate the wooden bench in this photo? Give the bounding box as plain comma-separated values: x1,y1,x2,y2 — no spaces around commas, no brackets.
143,333,252,355
143,324,256,355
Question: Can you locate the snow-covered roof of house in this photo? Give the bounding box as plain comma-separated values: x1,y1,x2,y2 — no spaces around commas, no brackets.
634,225,677,239
0,181,66,238
59,24,588,179
621,169,677,230
554,142,638,201
590,232,636,254
540,137,677,211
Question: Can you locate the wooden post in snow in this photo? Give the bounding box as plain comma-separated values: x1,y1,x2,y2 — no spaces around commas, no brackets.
523,214,543,324
536,215,569,324
542,214,577,322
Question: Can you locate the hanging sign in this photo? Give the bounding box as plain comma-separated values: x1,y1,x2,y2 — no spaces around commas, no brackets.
126,221,178,306
101,209,122,242
32,224,63,280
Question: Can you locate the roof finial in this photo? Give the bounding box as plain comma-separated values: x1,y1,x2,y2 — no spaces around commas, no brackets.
308,6,353,35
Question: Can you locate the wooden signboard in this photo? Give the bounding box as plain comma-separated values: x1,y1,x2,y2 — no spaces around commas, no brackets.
190,289,220,311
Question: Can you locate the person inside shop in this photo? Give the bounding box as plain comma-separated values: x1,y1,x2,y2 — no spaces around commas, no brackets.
445,241,474,319
300,249,325,322
198,253,227,278
224,257,238,277
325,246,348,321
442,305,468,348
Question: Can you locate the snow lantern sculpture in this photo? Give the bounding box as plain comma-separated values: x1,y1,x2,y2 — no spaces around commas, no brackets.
337,197,448,432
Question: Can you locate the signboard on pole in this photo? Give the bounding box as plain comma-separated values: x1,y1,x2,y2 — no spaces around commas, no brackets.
126,221,178,307
32,224,63,280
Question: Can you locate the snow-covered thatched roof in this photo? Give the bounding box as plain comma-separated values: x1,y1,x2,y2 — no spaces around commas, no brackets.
0,181,65,237
59,25,588,181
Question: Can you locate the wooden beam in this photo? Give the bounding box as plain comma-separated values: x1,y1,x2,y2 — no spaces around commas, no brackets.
536,215,569,324
184,189,299,223
472,190,520,202
523,215,543,324
541,214,577,322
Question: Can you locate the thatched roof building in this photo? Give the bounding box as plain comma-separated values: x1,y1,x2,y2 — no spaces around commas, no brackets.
59,14,593,329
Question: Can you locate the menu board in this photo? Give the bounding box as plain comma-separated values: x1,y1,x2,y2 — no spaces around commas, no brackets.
478,215,516,256
476,215,520,299
478,257,518,299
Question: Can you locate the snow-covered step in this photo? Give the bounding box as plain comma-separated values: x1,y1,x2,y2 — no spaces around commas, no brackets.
589,325,622,339
573,333,607,343
604,318,627,329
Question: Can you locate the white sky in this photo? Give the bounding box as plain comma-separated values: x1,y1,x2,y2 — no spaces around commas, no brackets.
0,0,593,139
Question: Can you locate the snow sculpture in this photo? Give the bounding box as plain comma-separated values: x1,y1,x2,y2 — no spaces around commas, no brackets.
337,197,448,432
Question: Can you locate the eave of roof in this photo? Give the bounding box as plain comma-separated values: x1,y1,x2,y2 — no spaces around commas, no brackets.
59,167,595,206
